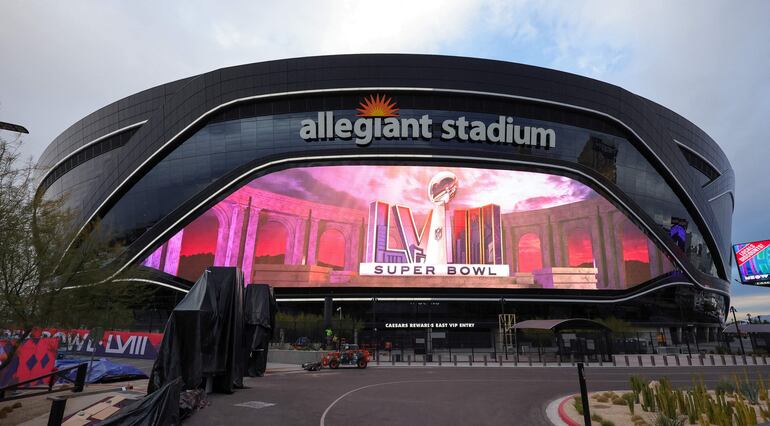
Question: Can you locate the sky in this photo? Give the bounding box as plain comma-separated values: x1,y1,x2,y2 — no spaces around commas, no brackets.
1,1,768,313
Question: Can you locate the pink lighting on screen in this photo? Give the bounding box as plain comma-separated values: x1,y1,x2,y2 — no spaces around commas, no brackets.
317,229,345,269
567,229,594,268
254,222,288,264
140,164,675,290
517,233,542,273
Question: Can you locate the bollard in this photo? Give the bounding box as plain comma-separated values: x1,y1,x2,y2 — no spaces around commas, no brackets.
392,356,395,366
454,355,457,366
732,354,737,365
48,398,67,426
624,355,629,366
529,356,532,367
637,355,643,366
74,363,87,393
484,355,488,366
599,357,603,367
675,355,680,366
469,355,473,367
721,355,726,366
753,355,757,365
612,356,616,367
687,355,692,366
571,353,575,366
408,355,411,366
710,355,715,366
499,356,503,366
651,356,655,366
438,354,442,366
765,356,768,365
663,356,668,366
577,363,592,426
423,355,426,366
558,355,561,366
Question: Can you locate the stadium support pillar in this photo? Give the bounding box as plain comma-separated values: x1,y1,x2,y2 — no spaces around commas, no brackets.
162,229,184,276
305,217,321,266
240,206,262,282
224,203,246,267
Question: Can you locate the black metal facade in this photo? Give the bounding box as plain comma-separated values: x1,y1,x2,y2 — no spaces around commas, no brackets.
37,55,734,326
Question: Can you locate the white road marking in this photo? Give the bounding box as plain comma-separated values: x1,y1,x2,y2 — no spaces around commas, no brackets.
234,401,276,410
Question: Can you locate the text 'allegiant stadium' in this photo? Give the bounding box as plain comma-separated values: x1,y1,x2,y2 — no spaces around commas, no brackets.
299,112,556,148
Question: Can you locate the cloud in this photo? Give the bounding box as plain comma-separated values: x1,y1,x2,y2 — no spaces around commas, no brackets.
0,0,478,161
730,294,770,315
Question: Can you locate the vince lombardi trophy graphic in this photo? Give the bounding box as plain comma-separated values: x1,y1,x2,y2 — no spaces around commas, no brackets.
425,171,458,264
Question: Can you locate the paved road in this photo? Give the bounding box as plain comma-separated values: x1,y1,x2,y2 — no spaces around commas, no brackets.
183,365,770,426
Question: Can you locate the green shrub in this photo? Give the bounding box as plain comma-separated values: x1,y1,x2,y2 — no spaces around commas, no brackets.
600,420,615,426
631,375,647,403
714,379,735,395
623,392,636,415
573,396,584,415
591,413,603,421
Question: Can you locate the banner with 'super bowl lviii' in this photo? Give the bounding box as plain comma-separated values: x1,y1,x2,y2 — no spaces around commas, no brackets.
142,165,675,290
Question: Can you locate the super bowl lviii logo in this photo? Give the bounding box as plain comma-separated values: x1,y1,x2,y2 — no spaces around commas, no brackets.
361,171,509,277
299,93,556,148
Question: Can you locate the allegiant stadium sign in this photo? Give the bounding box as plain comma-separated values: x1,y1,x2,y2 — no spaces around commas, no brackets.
299,94,556,148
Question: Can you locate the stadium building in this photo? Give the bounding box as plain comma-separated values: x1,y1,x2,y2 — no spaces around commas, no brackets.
37,55,734,354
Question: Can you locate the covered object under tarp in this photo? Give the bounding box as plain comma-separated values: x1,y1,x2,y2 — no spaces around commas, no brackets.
243,284,276,377
148,267,244,394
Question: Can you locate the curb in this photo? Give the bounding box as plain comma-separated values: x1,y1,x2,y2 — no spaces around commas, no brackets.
558,394,581,426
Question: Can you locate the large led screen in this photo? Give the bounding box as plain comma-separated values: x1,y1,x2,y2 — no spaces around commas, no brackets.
734,240,770,285
142,165,675,290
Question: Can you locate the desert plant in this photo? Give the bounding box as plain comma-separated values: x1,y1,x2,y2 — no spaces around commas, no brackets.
714,378,735,395
650,378,679,421
641,384,657,412
733,393,758,426
631,375,647,404
623,392,636,415
654,414,685,426
733,373,760,405
573,396,584,415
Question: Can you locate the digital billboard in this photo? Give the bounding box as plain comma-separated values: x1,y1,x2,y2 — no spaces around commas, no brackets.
733,240,770,285
142,165,674,290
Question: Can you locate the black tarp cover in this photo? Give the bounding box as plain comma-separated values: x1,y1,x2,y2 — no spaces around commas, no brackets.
98,378,182,426
243,284,276,377
148,267,244,394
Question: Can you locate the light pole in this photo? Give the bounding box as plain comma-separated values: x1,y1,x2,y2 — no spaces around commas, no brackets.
730,306,746,357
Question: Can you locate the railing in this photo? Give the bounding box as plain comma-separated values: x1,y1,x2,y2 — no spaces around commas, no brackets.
0,362,88,402
369,352,770,368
